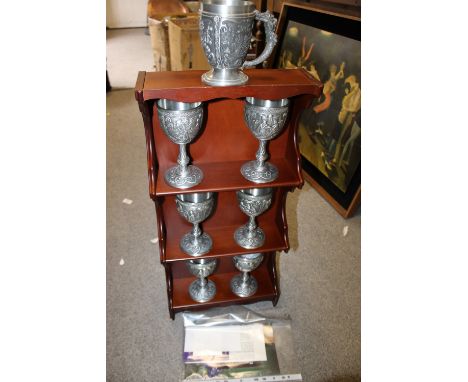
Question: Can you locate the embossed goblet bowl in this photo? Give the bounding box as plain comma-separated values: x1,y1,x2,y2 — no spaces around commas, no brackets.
199,0,278,86
242,97,289,183
230,253,264,297
187,258,218,303
175,192,215,257
157,99,204,189
234,187,273,249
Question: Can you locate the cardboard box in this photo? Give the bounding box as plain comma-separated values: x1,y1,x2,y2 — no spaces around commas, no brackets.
148,17,171,71
167,16,210,71
147,0,192,20
184,1,200,12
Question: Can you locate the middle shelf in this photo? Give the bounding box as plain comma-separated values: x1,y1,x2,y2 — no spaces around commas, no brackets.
156,187,290,262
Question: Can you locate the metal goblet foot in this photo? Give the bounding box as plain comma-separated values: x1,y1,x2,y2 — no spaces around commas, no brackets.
176,192,215,257
242,97,289,184
234,225,265,249
189,278,216,303
241,159,278,184
230,253,264,298
230,273,258,297
234,188,273,249
164,164,203,190
187,258,217,303
157,99,204,189
180,231,213,257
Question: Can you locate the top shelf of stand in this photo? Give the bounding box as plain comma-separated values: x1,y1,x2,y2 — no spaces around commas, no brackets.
136,68,322,103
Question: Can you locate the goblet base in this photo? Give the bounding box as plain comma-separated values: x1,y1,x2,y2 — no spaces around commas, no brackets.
241,161,278,183
230,274,258,297
189,279,216,303
164,165,203,189
180,232,213,257
234,225,265,249
201,69,248,87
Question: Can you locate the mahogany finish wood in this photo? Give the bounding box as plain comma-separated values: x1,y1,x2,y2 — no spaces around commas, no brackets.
135,69,322,319
141,69,321,103
169,253,279,318
155,159,300,196
158,188,290,262
141,71,320,200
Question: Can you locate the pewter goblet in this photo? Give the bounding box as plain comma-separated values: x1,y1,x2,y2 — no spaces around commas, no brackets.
242,97,289,183
187,258,217,303
176,192,214,256
231,253,264,297
157,99,204,189
234,188,273,249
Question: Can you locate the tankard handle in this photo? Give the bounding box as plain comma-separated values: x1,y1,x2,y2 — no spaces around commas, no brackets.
242,10,278,68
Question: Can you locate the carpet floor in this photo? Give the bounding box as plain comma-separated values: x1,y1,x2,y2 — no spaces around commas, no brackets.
106,88,361,381
107,28,154,89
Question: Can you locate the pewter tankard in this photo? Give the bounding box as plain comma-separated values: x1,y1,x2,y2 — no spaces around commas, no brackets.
199,0,277,86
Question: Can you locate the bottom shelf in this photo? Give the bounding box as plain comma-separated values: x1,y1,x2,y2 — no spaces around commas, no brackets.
168,253,279,318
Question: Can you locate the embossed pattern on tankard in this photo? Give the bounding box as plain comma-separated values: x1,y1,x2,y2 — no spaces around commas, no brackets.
199,0,278,86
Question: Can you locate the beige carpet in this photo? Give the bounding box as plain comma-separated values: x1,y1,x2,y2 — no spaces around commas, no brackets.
107,28,155,89
106,88,361,381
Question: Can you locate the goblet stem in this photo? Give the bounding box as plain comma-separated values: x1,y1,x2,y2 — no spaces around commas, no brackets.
242,271,250,285
177,144,189,175
199,277,207,288
192,223,201,243
255,140,268,169
247,216,257,238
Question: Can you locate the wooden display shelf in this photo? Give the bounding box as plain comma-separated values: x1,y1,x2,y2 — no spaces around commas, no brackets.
165,223,287,262
149,93,307,200
135,69,323,202
156,188,290,262
169,253,279,316
155,159,301,196
138,68,322,103
135,68,322,319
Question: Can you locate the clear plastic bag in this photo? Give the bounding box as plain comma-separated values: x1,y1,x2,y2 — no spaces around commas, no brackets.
182,306,302,381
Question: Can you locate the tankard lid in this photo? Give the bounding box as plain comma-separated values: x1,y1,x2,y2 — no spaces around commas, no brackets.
201,0,256,15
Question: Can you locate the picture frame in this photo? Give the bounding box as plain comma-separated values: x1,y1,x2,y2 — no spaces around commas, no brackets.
270,0,361,218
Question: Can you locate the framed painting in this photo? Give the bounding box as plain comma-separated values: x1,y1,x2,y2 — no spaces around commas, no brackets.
271,0,361,218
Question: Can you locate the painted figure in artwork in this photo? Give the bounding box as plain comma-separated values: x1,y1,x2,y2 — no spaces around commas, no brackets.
307,63,321,81
313,62,345,114
280,34,320,81
280,50,297,68
297,37,314,68
314,61,346,167
323,75,361,172
333,75,361,166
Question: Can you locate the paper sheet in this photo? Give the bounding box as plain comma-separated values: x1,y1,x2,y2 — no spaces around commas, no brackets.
184,323,267,363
